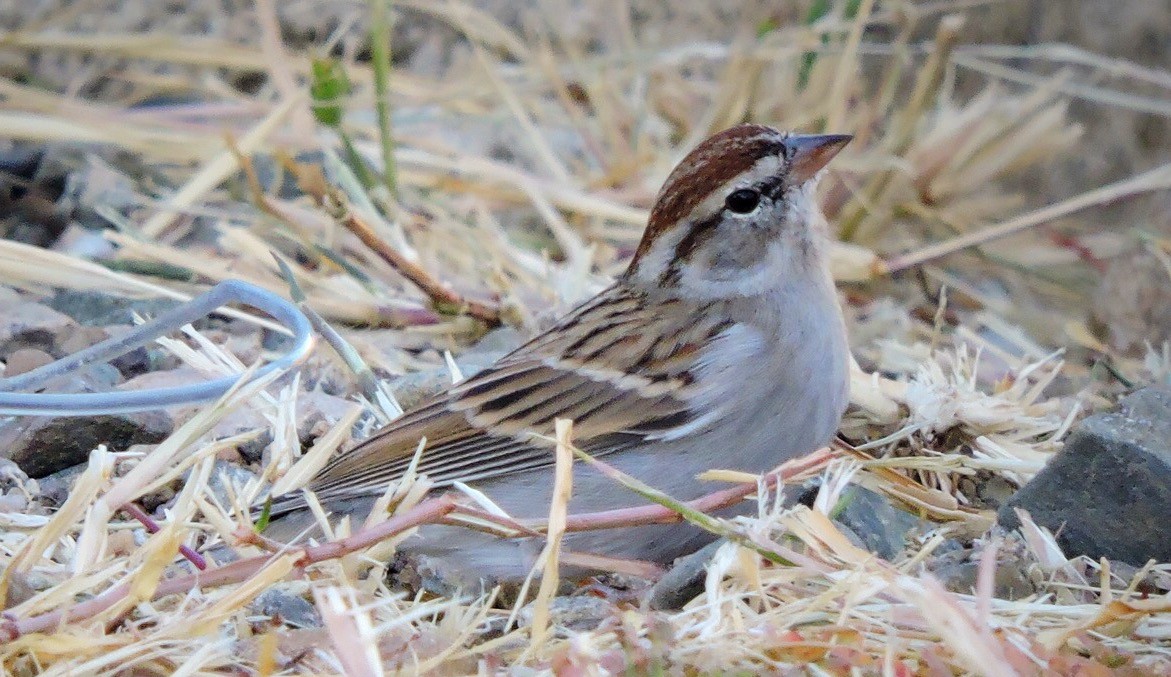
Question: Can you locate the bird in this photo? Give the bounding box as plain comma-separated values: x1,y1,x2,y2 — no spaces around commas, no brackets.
266,124,853,588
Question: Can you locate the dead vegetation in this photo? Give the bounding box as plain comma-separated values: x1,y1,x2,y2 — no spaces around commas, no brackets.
1,1,1170,674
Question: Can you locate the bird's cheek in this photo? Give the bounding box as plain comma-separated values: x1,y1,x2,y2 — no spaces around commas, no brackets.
711,227,774,274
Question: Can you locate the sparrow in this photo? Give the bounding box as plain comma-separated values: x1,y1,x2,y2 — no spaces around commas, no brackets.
267,124,853,586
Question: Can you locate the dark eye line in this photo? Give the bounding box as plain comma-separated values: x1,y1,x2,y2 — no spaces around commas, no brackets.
659,211,723,286
736,174,785,198
759,177,785,201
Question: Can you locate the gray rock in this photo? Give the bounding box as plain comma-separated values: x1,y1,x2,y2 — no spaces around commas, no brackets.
517,595,615,634
250,587,321,629
292,389,359,440
205,460,263,509
100,323,190,379
0,301,77,357
972,473,1018,510
648,539,724,610
795,482,931,562
388,357,495,411
134,445,179,512
999,387,1171,566
387,548,573,607
933,560,1036,599
389,551,497,600
45,290,180,328
926,536,1038,600
1092,248,1171,356
832,486,930,561
2,290,189,380
388,369,462,411
215,388,356,464
589,571,654,599
121,368,358,463
36,462,87,507
384,327,523,410
117,366,205,395
2,411,172,478
1,566,37,609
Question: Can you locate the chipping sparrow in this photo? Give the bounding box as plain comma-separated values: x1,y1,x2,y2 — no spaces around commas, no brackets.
269,124,852,584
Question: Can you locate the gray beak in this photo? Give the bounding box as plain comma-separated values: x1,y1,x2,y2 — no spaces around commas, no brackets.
785,133,852,184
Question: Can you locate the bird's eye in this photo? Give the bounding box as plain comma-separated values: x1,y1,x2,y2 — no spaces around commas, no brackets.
724,188,761,214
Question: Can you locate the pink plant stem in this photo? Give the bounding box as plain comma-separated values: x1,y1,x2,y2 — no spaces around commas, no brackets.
0,451,833,642
0,496,457,642
559,448,834,532
299,495,457,563
122,502,207,570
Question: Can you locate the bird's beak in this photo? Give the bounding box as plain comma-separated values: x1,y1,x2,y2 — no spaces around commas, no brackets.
785,133,852,184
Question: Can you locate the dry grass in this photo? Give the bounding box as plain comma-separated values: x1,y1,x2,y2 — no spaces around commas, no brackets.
1,1,1170,674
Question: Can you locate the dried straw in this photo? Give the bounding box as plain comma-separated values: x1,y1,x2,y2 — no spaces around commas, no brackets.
2,1,1170,673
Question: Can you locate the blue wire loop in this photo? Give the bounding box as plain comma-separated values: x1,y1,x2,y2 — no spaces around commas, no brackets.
0,280,315,416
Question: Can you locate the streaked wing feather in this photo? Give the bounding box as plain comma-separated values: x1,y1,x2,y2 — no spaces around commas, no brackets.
269,285,729,516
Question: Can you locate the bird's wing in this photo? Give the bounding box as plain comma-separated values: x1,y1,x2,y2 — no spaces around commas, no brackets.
270,286,729,514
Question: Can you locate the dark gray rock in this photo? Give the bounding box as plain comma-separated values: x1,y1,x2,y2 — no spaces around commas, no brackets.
388,358,496,411
0,362,159,480
648,539,724,610
46,289,180,328
383,327,523,410
832,486,930,561
999,386,1171,566
206,460,264,509
926,537,1038,600
795,482,931,562
389,551,497,600
250,587,322,629
36,462,87,507
2,411,172,478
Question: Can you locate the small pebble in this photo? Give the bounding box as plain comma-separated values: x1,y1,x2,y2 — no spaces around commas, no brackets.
3,347,54,376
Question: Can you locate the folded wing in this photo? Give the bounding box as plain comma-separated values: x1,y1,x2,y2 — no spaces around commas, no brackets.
269,286,729,515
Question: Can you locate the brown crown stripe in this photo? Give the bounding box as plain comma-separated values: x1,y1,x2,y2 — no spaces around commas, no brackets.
630,124,787,267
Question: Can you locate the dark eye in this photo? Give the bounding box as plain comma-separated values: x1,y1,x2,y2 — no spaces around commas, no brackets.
724,188,761,214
